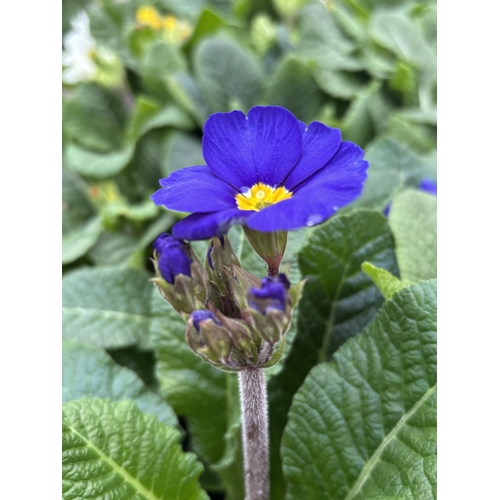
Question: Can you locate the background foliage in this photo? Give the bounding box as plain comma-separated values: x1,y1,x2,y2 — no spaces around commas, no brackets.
62,0,437,498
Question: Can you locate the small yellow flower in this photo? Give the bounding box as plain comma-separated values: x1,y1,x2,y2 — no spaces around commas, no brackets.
136,6,163,31
162,15,177,31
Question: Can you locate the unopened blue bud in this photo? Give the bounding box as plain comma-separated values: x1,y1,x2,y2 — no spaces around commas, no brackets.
248,274,290,315
153,233,192,284
191,310,221,332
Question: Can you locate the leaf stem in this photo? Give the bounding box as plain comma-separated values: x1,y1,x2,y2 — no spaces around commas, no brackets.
238,368,269,500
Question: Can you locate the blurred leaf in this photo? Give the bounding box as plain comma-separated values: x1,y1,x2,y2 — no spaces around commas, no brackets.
163,131,204,176
65,143,135,178
63,83,127,152
183,9,229,52
297,3,358,71
194,36,263,114
63,399,209,500
314,68,367,100
126,96,195,141
282,280,437,500
62,267,153,349
389,189,437,285
63,217,102,264
265,56,322,122
361,261,403,299
250,13,277,55
158,0,205,22
342,81,382,146
272,0,309,19
389,60,419,106
356,138,436,210
386,112,437,153
267,211,398,499
141,41,188,99
63,340,177,427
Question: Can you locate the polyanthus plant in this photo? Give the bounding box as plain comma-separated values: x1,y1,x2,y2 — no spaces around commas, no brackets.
151,106,369,500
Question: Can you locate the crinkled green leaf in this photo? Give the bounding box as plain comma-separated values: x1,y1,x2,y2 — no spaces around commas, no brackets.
65,143,135,179
362,261,403,299
389,189,437,285
265,56,322,122
62,267,152,349
282,280,437,500
356,138,436,210
268,211,398,499
62,398,209,500
194,36,263,114
63,340,177,427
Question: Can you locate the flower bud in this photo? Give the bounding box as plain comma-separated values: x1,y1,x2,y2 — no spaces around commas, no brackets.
247,274,290,314
243,227,287,275
151,233,208,313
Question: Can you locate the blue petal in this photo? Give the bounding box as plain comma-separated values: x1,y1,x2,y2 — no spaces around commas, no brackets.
151,166,237,213
283,121,342,190
202,106,303,189
172,209,250,240
247,142,368,232
419,179,437,196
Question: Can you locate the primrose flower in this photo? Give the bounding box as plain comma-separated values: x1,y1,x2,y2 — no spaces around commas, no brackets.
151,106,369,240
153,233,192,284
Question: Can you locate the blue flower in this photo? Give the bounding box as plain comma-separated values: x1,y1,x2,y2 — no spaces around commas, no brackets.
153,233,192,284
247,274,290,315
190,310,221,332
151,106,369,240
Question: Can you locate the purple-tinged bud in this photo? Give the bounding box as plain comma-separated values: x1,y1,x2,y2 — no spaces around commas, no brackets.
419,179,437,196
153,233,192,284
190,310,221,332
247,274,290,315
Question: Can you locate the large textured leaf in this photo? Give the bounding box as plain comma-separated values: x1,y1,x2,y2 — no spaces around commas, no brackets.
282,280,437,500
62,340,177,427
194,37,263,114
62,216,102,264
389,189,437,285
62,267,152,349
62,398,209,500
356,138,436,210
267,211,398,499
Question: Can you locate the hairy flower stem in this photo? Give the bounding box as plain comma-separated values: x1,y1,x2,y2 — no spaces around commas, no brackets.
239,368,269,500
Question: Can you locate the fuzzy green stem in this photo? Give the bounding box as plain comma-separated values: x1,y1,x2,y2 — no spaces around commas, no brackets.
239,368,269,500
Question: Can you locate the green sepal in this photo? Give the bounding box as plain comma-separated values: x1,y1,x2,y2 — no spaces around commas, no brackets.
243,227,288,275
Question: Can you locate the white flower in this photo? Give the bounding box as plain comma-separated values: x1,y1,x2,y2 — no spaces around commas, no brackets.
62,12,97,84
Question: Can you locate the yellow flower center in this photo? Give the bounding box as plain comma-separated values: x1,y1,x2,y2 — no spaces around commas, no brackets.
235,183,292,211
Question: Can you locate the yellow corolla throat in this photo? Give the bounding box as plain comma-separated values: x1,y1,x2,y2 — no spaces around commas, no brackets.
235,183,292,211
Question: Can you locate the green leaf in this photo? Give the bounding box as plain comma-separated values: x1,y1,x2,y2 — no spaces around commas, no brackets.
141,41,187,99
386,113,437,153
63,217,102,265
126,97,195,141
162,132,204,176
183,9,229,53
150,292,228,464
314,68,367,100
65,143,135,179
194,36,263,114
282,280,437,500
62,267,153,349
355,138,436,210
62,168,101,264
63,398,209,500
361,261,403,299
63,83,127,152
63,340,177,427
389,189,437,285
267,211,398,499
265,56,322,122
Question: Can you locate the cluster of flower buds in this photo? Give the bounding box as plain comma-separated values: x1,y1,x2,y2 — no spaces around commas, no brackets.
151,232,303,371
